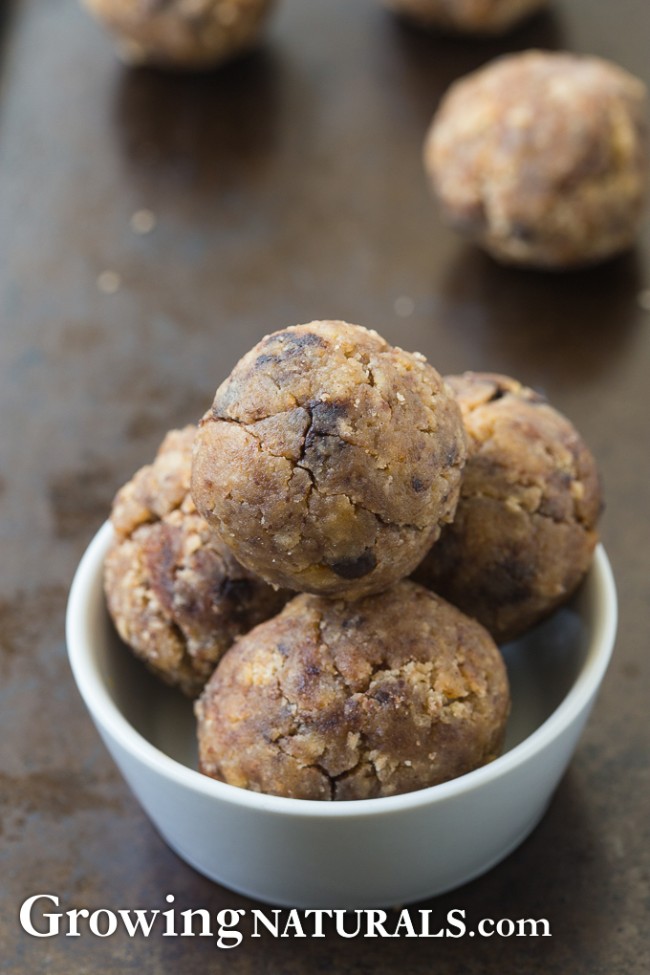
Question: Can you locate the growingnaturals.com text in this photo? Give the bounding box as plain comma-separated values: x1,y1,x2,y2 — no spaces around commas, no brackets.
20,895,552,947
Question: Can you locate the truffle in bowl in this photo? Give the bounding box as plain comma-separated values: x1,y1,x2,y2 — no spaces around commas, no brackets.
67,522,616,908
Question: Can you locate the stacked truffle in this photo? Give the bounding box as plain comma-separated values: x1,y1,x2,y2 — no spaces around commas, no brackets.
413,372,602,642
104,425,289,697
105,320,602,800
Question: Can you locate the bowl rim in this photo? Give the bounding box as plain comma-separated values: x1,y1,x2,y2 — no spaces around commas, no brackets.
66,521,617,820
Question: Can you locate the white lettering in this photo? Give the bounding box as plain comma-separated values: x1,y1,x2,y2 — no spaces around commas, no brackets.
334,910,363,938
19,895,61,938
251,909,281,937
66,908,89,937
303,909,333,936
517,917,551,937
215,909,245,948
180,909,212,937
446,909,466,938
418,910,441,937
162,895,176,937
478,917,495,937
117,909,160,937
392,910,417,938
365,910,392,938
20,897,549,944
281,910,306,938
88,909,118,937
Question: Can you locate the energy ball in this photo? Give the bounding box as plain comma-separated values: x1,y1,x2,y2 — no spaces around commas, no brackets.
384,0,548,35
104,426,287,697
424,51,648,268
80,0,275,70
196,582,510,800
191,321,467,598
413,373,602,642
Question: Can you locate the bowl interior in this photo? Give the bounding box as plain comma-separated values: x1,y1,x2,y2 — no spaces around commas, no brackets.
95,554,594,776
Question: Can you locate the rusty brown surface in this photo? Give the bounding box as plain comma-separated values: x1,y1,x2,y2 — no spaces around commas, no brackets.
1,0,649,972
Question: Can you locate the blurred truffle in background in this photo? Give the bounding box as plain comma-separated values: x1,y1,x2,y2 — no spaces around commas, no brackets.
424,50,648,268
80,0,277,70
384,0,548,36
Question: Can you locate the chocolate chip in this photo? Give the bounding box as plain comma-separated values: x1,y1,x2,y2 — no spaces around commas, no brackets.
273,331,327,351
329,550,377,579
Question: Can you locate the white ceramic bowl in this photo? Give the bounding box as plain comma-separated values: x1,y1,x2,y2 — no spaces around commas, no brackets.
66,522,617,909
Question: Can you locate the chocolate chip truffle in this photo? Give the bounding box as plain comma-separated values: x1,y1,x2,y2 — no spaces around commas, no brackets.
196,581,510,800
384,0,547,35
80,0,275,69
424,51,648,268
191,321,467,599
413,373,602,643
104,427,287,697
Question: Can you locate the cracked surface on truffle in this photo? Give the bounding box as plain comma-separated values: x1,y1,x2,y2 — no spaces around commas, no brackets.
413,373,602,643
196,581,510,800
81,0,275,68
104,426,287,697
385,0,547,35
424,51,648,267
191,321,467,598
